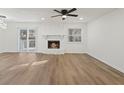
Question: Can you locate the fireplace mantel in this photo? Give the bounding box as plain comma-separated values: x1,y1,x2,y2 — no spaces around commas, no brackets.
42,35,66,39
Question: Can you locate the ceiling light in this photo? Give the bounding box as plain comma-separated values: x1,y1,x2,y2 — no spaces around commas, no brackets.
62,15,67,20
62,15,67,19
79,17,84,20
41,18,45,20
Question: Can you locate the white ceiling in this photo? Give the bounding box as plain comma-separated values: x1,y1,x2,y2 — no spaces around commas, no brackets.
0,8,116,23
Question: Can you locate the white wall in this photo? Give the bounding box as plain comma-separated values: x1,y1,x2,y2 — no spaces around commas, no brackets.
0,28,5,53
2,22,40,52
87,9,124,72
1,22,87,53
0,29,2,52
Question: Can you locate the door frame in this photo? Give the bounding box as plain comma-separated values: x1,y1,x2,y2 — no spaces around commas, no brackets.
17,27,37,52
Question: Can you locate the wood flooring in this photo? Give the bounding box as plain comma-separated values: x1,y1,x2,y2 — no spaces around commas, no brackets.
0,52,124,85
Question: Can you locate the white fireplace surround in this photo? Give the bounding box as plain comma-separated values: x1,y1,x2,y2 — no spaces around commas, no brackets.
42,35,66,54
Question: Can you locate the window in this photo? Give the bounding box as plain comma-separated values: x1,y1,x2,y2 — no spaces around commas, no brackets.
29,29,36,48
68,28,81,42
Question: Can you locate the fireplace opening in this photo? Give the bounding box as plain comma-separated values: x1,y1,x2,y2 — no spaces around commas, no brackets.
48,40,60,49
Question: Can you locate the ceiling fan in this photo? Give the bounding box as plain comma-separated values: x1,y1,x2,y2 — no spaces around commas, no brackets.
51,8,78,20
0,15,6,18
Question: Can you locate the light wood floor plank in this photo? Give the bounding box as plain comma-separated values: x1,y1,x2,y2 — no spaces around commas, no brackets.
0,53,123,85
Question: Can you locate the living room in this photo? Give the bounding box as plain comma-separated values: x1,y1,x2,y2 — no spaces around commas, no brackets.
0,8,124,85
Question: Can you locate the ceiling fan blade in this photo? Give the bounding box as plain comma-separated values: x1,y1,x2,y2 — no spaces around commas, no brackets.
0,15,6,18
67,14,78,17
54,10,61,14
51,15,62,18
67,8,77,13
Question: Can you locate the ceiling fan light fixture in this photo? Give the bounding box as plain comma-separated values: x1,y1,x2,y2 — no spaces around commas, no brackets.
52,8,78,20
62,15,67,18
62,15,67,20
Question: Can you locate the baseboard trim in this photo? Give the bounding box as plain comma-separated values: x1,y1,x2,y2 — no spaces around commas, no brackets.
86,53,124,75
